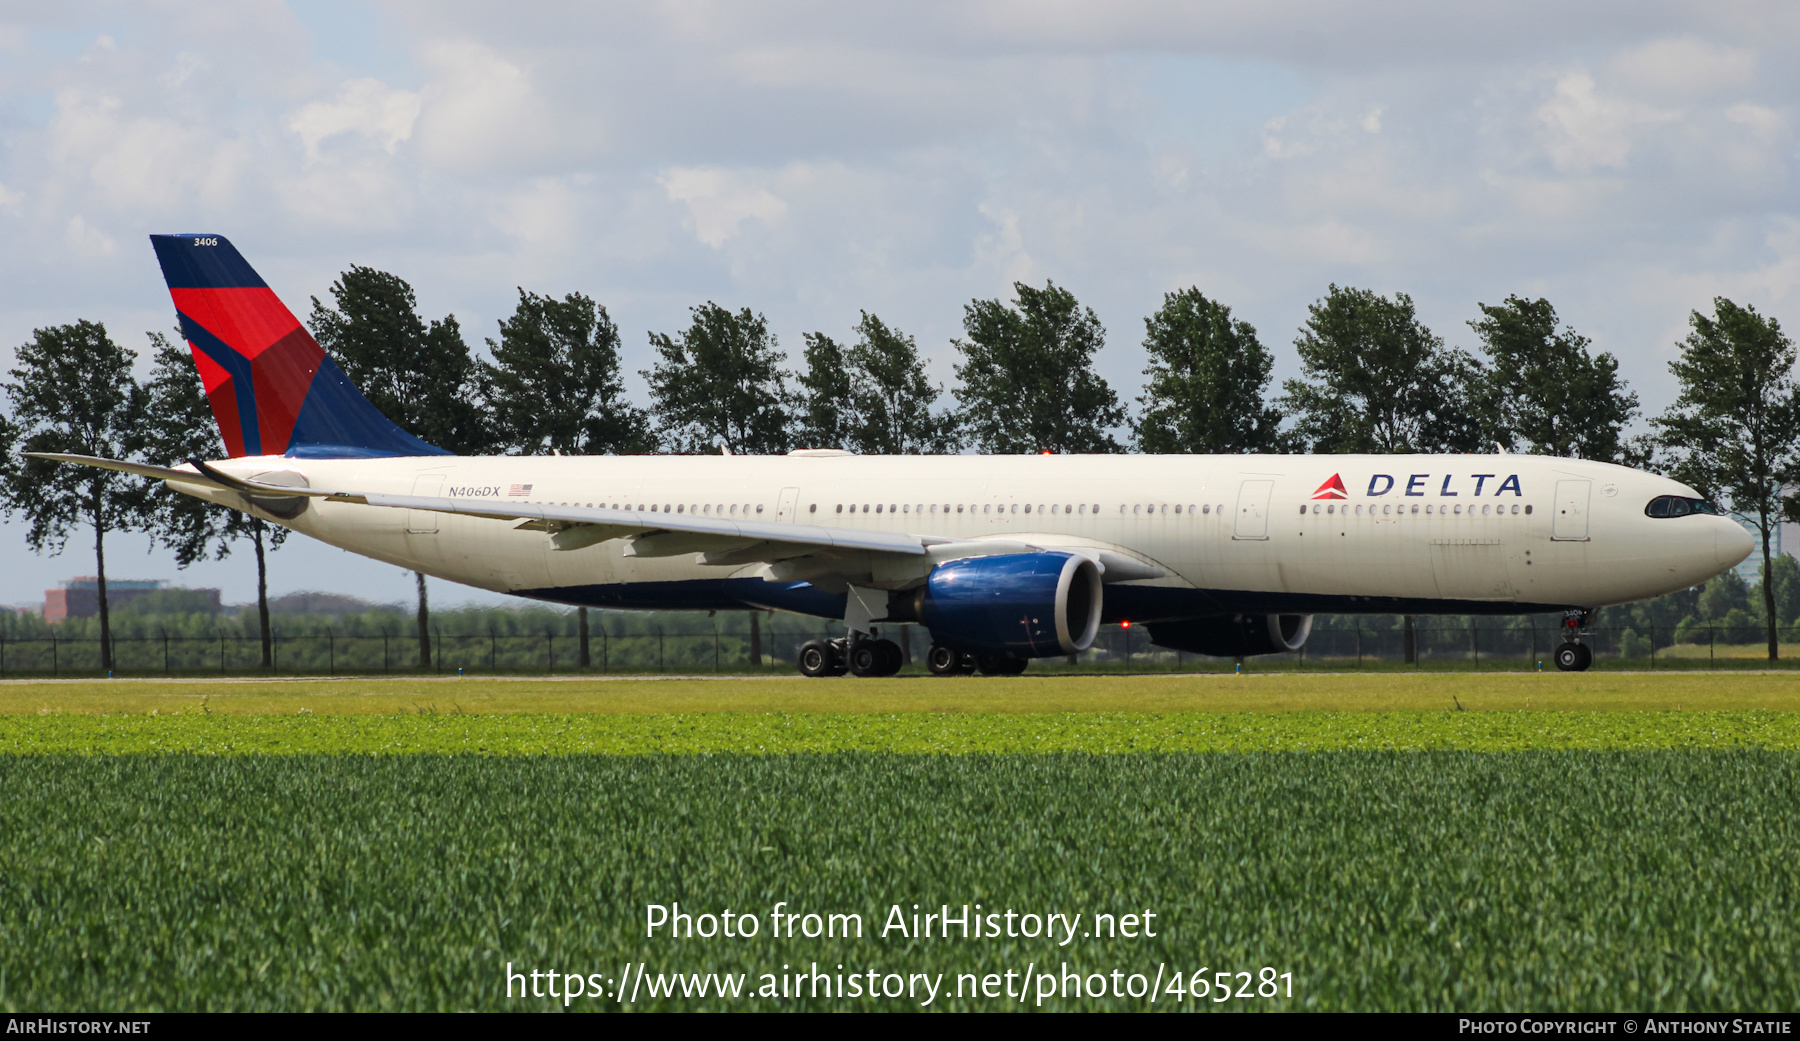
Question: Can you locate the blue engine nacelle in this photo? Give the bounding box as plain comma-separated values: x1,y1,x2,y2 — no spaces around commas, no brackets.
916,552,1103,658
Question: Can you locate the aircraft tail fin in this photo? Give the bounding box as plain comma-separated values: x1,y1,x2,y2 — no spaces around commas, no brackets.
148,234,450,459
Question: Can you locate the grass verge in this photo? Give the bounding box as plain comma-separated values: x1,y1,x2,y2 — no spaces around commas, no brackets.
3,671,1800,716
3,710,1800,755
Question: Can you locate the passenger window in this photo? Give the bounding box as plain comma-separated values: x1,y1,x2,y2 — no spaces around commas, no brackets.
755,504,763,513
890,504,897,513
836,504,843,513
1525,505,1532,514
807,504,815,513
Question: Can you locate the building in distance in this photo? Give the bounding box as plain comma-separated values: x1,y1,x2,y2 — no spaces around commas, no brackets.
44,579,222,622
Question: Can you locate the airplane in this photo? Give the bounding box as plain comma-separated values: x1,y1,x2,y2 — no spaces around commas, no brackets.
29,235,1755,675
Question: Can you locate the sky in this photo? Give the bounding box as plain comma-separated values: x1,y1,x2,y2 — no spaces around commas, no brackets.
0,0,1797,608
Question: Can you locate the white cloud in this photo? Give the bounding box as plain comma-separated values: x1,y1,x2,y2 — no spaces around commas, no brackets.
160,52,207,90
412,39,557,170
46,89,251,212
64,216,116,257
659,167,788,248
1534,72,1678,172
287,78,422,161
1610,37,1756,99
973,203,1037,287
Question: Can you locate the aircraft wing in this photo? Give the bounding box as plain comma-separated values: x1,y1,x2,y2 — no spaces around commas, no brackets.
24,451,932,560
23,453,1164,581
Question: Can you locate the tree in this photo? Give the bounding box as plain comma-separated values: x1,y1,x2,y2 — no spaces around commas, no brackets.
482,289,653,455
643,303,793,454
483,289,653,660
1281,285,1483,454
796,332,852,450
1281,286,1480,665
1469,296,1637,459
1134,287,1285,453
1756,554,1800,630
140,331,286,668
308,266,492,454
953,281,1125,453
0,321,152,672
845,313,958,454
1654,298,1800,660
309,266,491,667
797,314,958,454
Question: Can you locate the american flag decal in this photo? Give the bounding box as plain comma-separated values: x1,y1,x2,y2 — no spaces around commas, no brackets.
509,484,533,496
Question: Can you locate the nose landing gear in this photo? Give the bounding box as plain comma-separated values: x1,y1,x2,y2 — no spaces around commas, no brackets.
1553,642,1593,672
1554,609,1595,672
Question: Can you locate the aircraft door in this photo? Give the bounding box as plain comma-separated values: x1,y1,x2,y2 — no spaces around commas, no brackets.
407,474,445,533
1552,480,1591,541
777,486,800,522
1234,480,1273,540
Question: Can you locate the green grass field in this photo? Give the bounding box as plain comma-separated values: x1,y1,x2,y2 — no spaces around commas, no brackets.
1,752,1796,1011
2,673,1798,1012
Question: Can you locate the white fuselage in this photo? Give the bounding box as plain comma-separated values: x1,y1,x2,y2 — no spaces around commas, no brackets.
180,452,1753,620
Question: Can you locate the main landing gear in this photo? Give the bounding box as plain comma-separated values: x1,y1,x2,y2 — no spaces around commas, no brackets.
796,635,1031,678
924,644,1027,677
797,633,903,678
1554,609,1594,672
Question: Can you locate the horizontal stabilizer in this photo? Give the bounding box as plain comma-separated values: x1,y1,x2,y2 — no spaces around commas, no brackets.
22,452,226,488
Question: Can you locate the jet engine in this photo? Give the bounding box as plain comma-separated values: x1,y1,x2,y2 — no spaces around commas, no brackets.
907,551,1103,658
1145,613,1313,658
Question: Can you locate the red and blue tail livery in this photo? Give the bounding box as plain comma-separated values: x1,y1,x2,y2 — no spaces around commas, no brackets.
149,234,448,459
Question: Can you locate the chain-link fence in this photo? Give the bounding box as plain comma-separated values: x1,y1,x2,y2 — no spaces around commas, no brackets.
3,622,1797,677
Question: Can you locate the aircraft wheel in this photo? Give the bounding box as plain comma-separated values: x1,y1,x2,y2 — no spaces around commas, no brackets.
1553,642,1591,673
872,639,904,676
977,654,1030,676
848,640,885,677
926,644,962,676
798,640,836,678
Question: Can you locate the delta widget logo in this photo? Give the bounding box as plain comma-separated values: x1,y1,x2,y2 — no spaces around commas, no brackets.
1311,474,1348,500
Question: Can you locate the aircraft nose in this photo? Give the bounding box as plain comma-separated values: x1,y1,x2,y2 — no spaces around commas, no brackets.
1716,519,1755,570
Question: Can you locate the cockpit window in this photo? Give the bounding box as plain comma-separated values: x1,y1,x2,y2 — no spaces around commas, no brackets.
1645,495,1721,518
